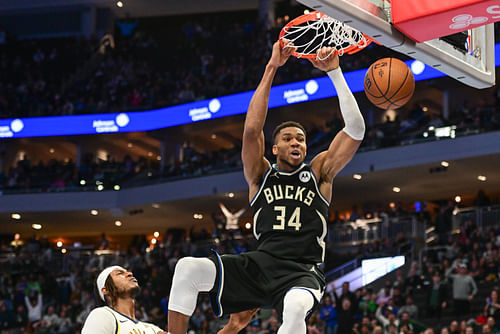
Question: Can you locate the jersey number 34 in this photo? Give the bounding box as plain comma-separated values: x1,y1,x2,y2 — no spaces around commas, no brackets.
273,206,302,231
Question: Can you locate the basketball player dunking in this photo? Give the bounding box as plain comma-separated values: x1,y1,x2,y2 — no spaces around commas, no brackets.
167,41,365,334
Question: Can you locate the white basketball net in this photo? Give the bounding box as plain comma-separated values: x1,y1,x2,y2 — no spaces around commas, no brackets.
281,14,370,60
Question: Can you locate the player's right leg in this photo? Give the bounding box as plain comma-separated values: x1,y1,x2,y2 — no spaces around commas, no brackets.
168,257,216,334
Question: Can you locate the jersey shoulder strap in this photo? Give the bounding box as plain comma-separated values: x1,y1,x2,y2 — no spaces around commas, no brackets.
103,307,120,334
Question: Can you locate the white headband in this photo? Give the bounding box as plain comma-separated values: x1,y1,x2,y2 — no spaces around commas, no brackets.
97,266,126,302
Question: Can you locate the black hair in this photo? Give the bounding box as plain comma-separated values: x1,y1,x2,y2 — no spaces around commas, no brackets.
272,121,306,144
94,275,117,307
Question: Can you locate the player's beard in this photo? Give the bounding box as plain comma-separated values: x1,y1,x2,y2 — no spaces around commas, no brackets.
116,284,141,300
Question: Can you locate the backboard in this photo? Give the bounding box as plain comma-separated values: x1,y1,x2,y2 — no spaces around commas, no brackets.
296,0,495,89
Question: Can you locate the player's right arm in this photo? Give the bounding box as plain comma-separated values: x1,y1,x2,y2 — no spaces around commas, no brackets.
242,41,294,200
81,308,116,334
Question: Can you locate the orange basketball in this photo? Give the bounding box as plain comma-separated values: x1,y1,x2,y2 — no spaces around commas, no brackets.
364,58,415,110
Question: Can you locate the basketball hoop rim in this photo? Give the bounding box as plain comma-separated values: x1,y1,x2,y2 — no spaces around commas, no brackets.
279,11,380,59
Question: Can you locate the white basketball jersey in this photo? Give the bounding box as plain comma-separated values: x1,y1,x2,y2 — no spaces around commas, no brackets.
82,306,163,334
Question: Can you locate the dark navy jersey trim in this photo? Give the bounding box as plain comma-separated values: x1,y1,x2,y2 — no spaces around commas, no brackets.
106,306,139,324
212,251,224,317
249,164,272,206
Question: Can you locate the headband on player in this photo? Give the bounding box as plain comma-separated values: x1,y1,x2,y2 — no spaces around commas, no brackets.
97,265,126,301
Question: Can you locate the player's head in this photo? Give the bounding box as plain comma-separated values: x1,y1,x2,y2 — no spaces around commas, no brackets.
94,265,140,307
272,121,307,168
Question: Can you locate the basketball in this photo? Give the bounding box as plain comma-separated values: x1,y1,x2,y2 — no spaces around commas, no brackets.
364,58,415,110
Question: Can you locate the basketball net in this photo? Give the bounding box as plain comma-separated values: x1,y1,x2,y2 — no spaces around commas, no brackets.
279,11,376,60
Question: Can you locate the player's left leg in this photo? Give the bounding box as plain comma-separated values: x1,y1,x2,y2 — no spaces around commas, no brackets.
168,257,217,334
277,288,316,334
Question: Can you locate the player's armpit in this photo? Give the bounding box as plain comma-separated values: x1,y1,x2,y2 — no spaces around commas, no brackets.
311,130,361,182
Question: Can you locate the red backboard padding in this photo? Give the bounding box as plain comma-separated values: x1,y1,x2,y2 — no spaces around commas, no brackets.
392,0,500,42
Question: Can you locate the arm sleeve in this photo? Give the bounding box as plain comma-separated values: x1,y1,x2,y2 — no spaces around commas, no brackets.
81,308,116,334
327,67,365,141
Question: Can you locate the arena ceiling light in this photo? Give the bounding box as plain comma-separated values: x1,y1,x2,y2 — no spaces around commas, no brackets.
113,185,120,191
80,180,86,185
478,175,487,181
153,231,159,238
32,224,42,230
56,241,63,247
392,187,401,193
116,1,123,8
61,248,67,254
11,213,21,220
115,220,122,227
353,174,362,180
441,161,450,167
455,195,462,203
245,222,252,230
152,203,160,209
90,210,98,216
97,185,104,191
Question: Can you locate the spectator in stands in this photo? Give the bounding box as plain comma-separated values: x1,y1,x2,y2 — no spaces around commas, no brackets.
337,298,356,334
393,270,407,295
56,308,73,334
13,304,28,331
0,302,13,330
24,292,42,328
446,263,478,317
319,295,338,334
486,316,499,333
377,280,393,305
425,271,448,319
398,312,416,333
398,295,418,319
484,289,500,324
375,303,400,334
405,267,422,296
336,281,358,313
358,288,377,317
306,316,321,334
482,323,492,334
97,233,110,250
37,305,60,332
391,287,404,308
448,320,459,334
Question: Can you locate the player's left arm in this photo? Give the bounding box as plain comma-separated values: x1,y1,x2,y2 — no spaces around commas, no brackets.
309,47,365,197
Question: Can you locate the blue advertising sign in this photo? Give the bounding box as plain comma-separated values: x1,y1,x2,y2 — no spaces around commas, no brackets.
0,45,497,139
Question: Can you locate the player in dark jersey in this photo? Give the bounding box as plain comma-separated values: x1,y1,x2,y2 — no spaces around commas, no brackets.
167,41,365,334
